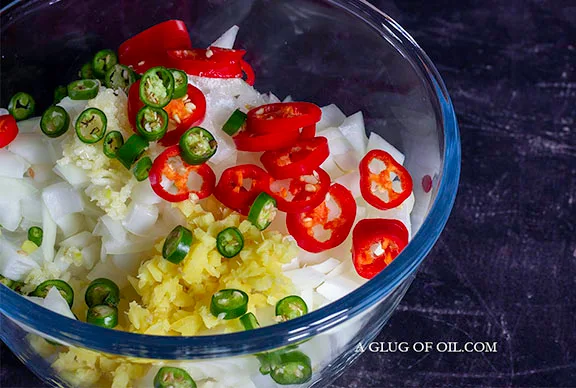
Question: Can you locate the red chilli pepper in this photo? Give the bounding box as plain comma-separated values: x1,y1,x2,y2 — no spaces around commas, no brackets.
119,20,192,73
166,48,244,79
0,114,18,148
233,128,301,152
359,149,413,210
128,81,206,146
240,60,255,86
269,168,331,213
214,164,273,215
260,136,329,179
286,183,356,253
352,218,409,279
149,145,215,202
247,102,322,135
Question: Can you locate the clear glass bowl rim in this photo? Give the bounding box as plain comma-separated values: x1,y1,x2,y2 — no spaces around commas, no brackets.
0,0,461,360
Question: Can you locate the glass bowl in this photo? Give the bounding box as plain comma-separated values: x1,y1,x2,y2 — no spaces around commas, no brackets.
0,0,460,386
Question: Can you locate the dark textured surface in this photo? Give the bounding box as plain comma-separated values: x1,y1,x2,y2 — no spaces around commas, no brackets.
2,0,576,387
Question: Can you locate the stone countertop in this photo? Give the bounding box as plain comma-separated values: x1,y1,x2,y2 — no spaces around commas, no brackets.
1,0,575,387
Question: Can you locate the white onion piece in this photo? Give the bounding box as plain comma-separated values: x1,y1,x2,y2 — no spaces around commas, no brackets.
42,287,76,319
308,257,341,274
16,117,41,134
318,127,360,172
41,182,84,221
0,198,22,231
284,267,326,290
283,95,293,102
210,25,239,49
367,132,405,165
57,97,87,119
111,252,144,275
0,238,40,280
320,155,345,180
334,171,361,198
41,202,58,262
59,231,95,249
0,150,30,178
55,213,85,238
53,163,90,188
132,180,162,205
300,287,314,312
20,193,43,223
281,256,300,271
367,192,414,239
339,111,368,156
8,133,56,165
81,242,100,270
93,215,127,242
317,104,346,131
103,235,155,255
0,108,8,116
0,177,37,201
122,202,159,236
158,202,187,231
316,273,364,302
28,164,57,185
266,92,281,104
87,258,128,288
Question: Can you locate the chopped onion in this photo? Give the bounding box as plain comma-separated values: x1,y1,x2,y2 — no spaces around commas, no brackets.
317,104,346,131
0,150,31,178
367,192,414,239
284,267,326,290
59,231,96,249
0,238,40,280
367,132,405,164
316,274,364,302
55,213,85,238
16,117,41,134
281,256,300,271
87,257,128,288
0,108,9,116
8,133,57,165
318,127,360,172
111,252,144,275
210,25,239,49
339,111,368,156
266,92,281,104
0,197,22,232
94,215,127,242
57,97,87,119
0,177,37,201
28,164,57,184
132,180,162,205
334,171,361,198
308,257,341,274
41,182,84,221
41,201,57,262
81,242,100,270
122,202,159,236
53,163,90,188
103,235,155,255
20,193,43,223
42,286,76,319
283,95,293,102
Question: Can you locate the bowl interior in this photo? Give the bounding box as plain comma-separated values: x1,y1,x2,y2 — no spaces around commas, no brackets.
0,0,459,359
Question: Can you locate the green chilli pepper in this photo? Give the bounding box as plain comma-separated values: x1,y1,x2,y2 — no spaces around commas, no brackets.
8,92,35,121
40,106,70,138
79,62,95,79
54,85,68,103
75,108,107,144
133,156,152,182
210,289,249,320
103,131,124,159
85,278,120,308
86,305,118,328
270,350,312,385
140,66,174,108
104,64,136,91
116,134,149,169
222,109,247,136
67,79,100,100
179,127,217,165
248,192,277,231
92,49,118,79
153,367,196,388
27,226,43,247
31,279,74,307
216,227,244,258
170,69,188,99
136,105,168,141
162,225,193,264
275,295,308,321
